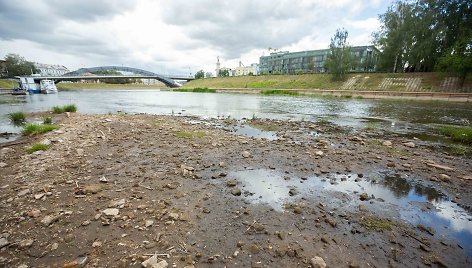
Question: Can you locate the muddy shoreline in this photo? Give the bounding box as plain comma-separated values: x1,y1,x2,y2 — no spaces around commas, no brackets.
0,113,471,267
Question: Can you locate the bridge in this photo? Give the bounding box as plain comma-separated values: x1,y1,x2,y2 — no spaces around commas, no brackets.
38,66,194,88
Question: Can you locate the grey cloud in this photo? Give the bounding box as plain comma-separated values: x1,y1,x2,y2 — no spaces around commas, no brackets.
162,0,342,58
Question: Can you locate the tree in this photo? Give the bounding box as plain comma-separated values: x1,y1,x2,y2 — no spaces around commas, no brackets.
3,54,38,76
194,70,204,79
324,28,355,81
218,69,229,77
436,38,472,87
205,72,213,78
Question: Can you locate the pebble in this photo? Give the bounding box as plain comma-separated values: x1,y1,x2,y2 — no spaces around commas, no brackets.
17,189,30,197
34,193,45,200
359,192,369,201
99,176,108,183
145,220,154,227
141,254,168,268
92,241,102,248
403,142,415,148
315,150,324,156
439,174,451,182
226,180,237,187
41,215,59,226
103,208,119,216
51,243,59,250
0,238,9,248
19,239,34,248
231,187,242,196
242,151,251,158
0,162,7,168
310,256,326,268
382,141,392,146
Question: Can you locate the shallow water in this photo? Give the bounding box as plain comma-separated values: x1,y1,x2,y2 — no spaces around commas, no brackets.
228,168,472,256
1,90,471,141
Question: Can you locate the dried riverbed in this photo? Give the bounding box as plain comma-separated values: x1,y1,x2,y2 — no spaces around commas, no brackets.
0,113,471,268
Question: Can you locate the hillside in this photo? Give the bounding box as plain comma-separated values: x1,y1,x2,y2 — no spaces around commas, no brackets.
183,73,472,92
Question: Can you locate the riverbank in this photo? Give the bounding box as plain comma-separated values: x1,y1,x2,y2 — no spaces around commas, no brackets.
56,82,165,90
0,113,471,267
184,73,472,93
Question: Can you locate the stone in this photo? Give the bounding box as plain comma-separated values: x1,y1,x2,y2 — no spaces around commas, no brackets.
426,162,453,171
231,187,242,196
0,162,7,168
459,175,472,180
168,213,179,221
310,256,326,268
315,150,324,156
288,188,298,196
51,242,59,250
359,192,369,201
145,220,154,227
226,180,237,187
99,176,108,183
41,215,59,226
84,184,103,194
17,189,30,197
82,220,91,226
439,174,451,182
403,142,415,148
76,149,84,156
103,208,119,216
19,239,34,248
65,112,70,118
34,193,45,200
242,151,251,158
0,238,9,248
92,241,102,248
109,198,125,207
382,141,392,146
40,139,51,146
28,209,41,218
141,254,168,268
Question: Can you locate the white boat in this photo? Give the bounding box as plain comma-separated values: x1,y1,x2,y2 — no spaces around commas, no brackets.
40,79,57,94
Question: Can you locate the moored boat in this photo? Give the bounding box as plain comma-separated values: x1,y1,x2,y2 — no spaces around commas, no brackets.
40,79,57,94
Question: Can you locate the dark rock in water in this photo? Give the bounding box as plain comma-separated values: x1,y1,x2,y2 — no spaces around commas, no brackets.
359,192,369,201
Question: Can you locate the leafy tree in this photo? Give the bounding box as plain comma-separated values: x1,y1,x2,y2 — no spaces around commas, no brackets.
3,54,38,76
91,70,133,84
218,69,230,77
436,38,472,87
194,70,205,79
205,72,213,78
324,28,355,81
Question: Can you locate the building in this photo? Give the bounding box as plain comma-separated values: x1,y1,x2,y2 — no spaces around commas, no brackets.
234,62,259,76
0,60,7,77
34,62,69,76
259,46,379,75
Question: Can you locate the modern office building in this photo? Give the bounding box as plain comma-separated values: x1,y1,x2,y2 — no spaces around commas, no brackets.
259,46,379,74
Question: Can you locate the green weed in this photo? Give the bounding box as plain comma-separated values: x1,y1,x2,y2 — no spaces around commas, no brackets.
8,112,26,125
27,143,49,154
22,124,59,135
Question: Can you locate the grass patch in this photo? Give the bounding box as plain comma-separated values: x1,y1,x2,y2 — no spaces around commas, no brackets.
27,143,49,154
364,125,377,131
446,144,471,156
175,131,206,138
43,117,53,124
261,89,300,96
52,104,77,114
437,125,472,145
22,124,59,135
249,122,280,132
174,87,216,93
0,79,17,89
360,216,393,232
8,112,26,125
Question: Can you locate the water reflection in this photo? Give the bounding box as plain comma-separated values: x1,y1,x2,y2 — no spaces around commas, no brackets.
227,168,472,256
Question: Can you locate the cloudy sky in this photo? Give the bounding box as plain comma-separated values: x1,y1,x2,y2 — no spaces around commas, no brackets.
0,0,390,76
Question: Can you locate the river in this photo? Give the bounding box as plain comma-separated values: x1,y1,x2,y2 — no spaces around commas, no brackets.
1,89,471,140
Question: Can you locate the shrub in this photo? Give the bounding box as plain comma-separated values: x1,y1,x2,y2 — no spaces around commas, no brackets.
22,124,59,135
43,117,53,124
437,125,472,145
52,104,77,113
8,112,26,125
27,143,49,154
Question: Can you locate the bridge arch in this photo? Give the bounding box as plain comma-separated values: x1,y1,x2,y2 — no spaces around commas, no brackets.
64,66,182,88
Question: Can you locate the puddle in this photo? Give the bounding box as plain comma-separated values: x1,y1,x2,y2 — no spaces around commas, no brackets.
229,124,278,140
228,169,472,256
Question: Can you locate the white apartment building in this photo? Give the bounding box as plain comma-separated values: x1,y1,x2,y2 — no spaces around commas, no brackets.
34,62,69,76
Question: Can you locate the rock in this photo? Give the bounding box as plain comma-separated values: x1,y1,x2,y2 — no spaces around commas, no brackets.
439,174,451,182
403,142,415,148
0,238,9,248
426,162,453,171
348,261,360,268
310,256,326,268
41,215,59,226
254,223,265,232
65,112,70,118
84,184,102,194
382,141,392,146
99,176,108,183
17,265,28,268
145,220,154,227
359,192,369,201
34,193,45,200
320,236,329,244
288,188,298,196
92,241,102,248
350,136,363,142
19,239,34,248
28,208,41,218
17,189,30,197
387,162,396,168
315,150,324,156
76,149,84,156
40,139,51,146
293,207,302,214
82,220,91,226
51,242,59,250
226,180,237,187
0,162,7,168
168,213,179,221
458,175,472,180
231,187,242,196
242,151,251,158
141,254,168,268
103,208,119,216
109,198,125,208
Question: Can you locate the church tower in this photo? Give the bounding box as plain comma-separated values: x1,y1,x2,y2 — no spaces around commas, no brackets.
215,56,220,77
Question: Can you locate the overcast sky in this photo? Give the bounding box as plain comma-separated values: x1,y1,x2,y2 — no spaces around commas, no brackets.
0,0,390,76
